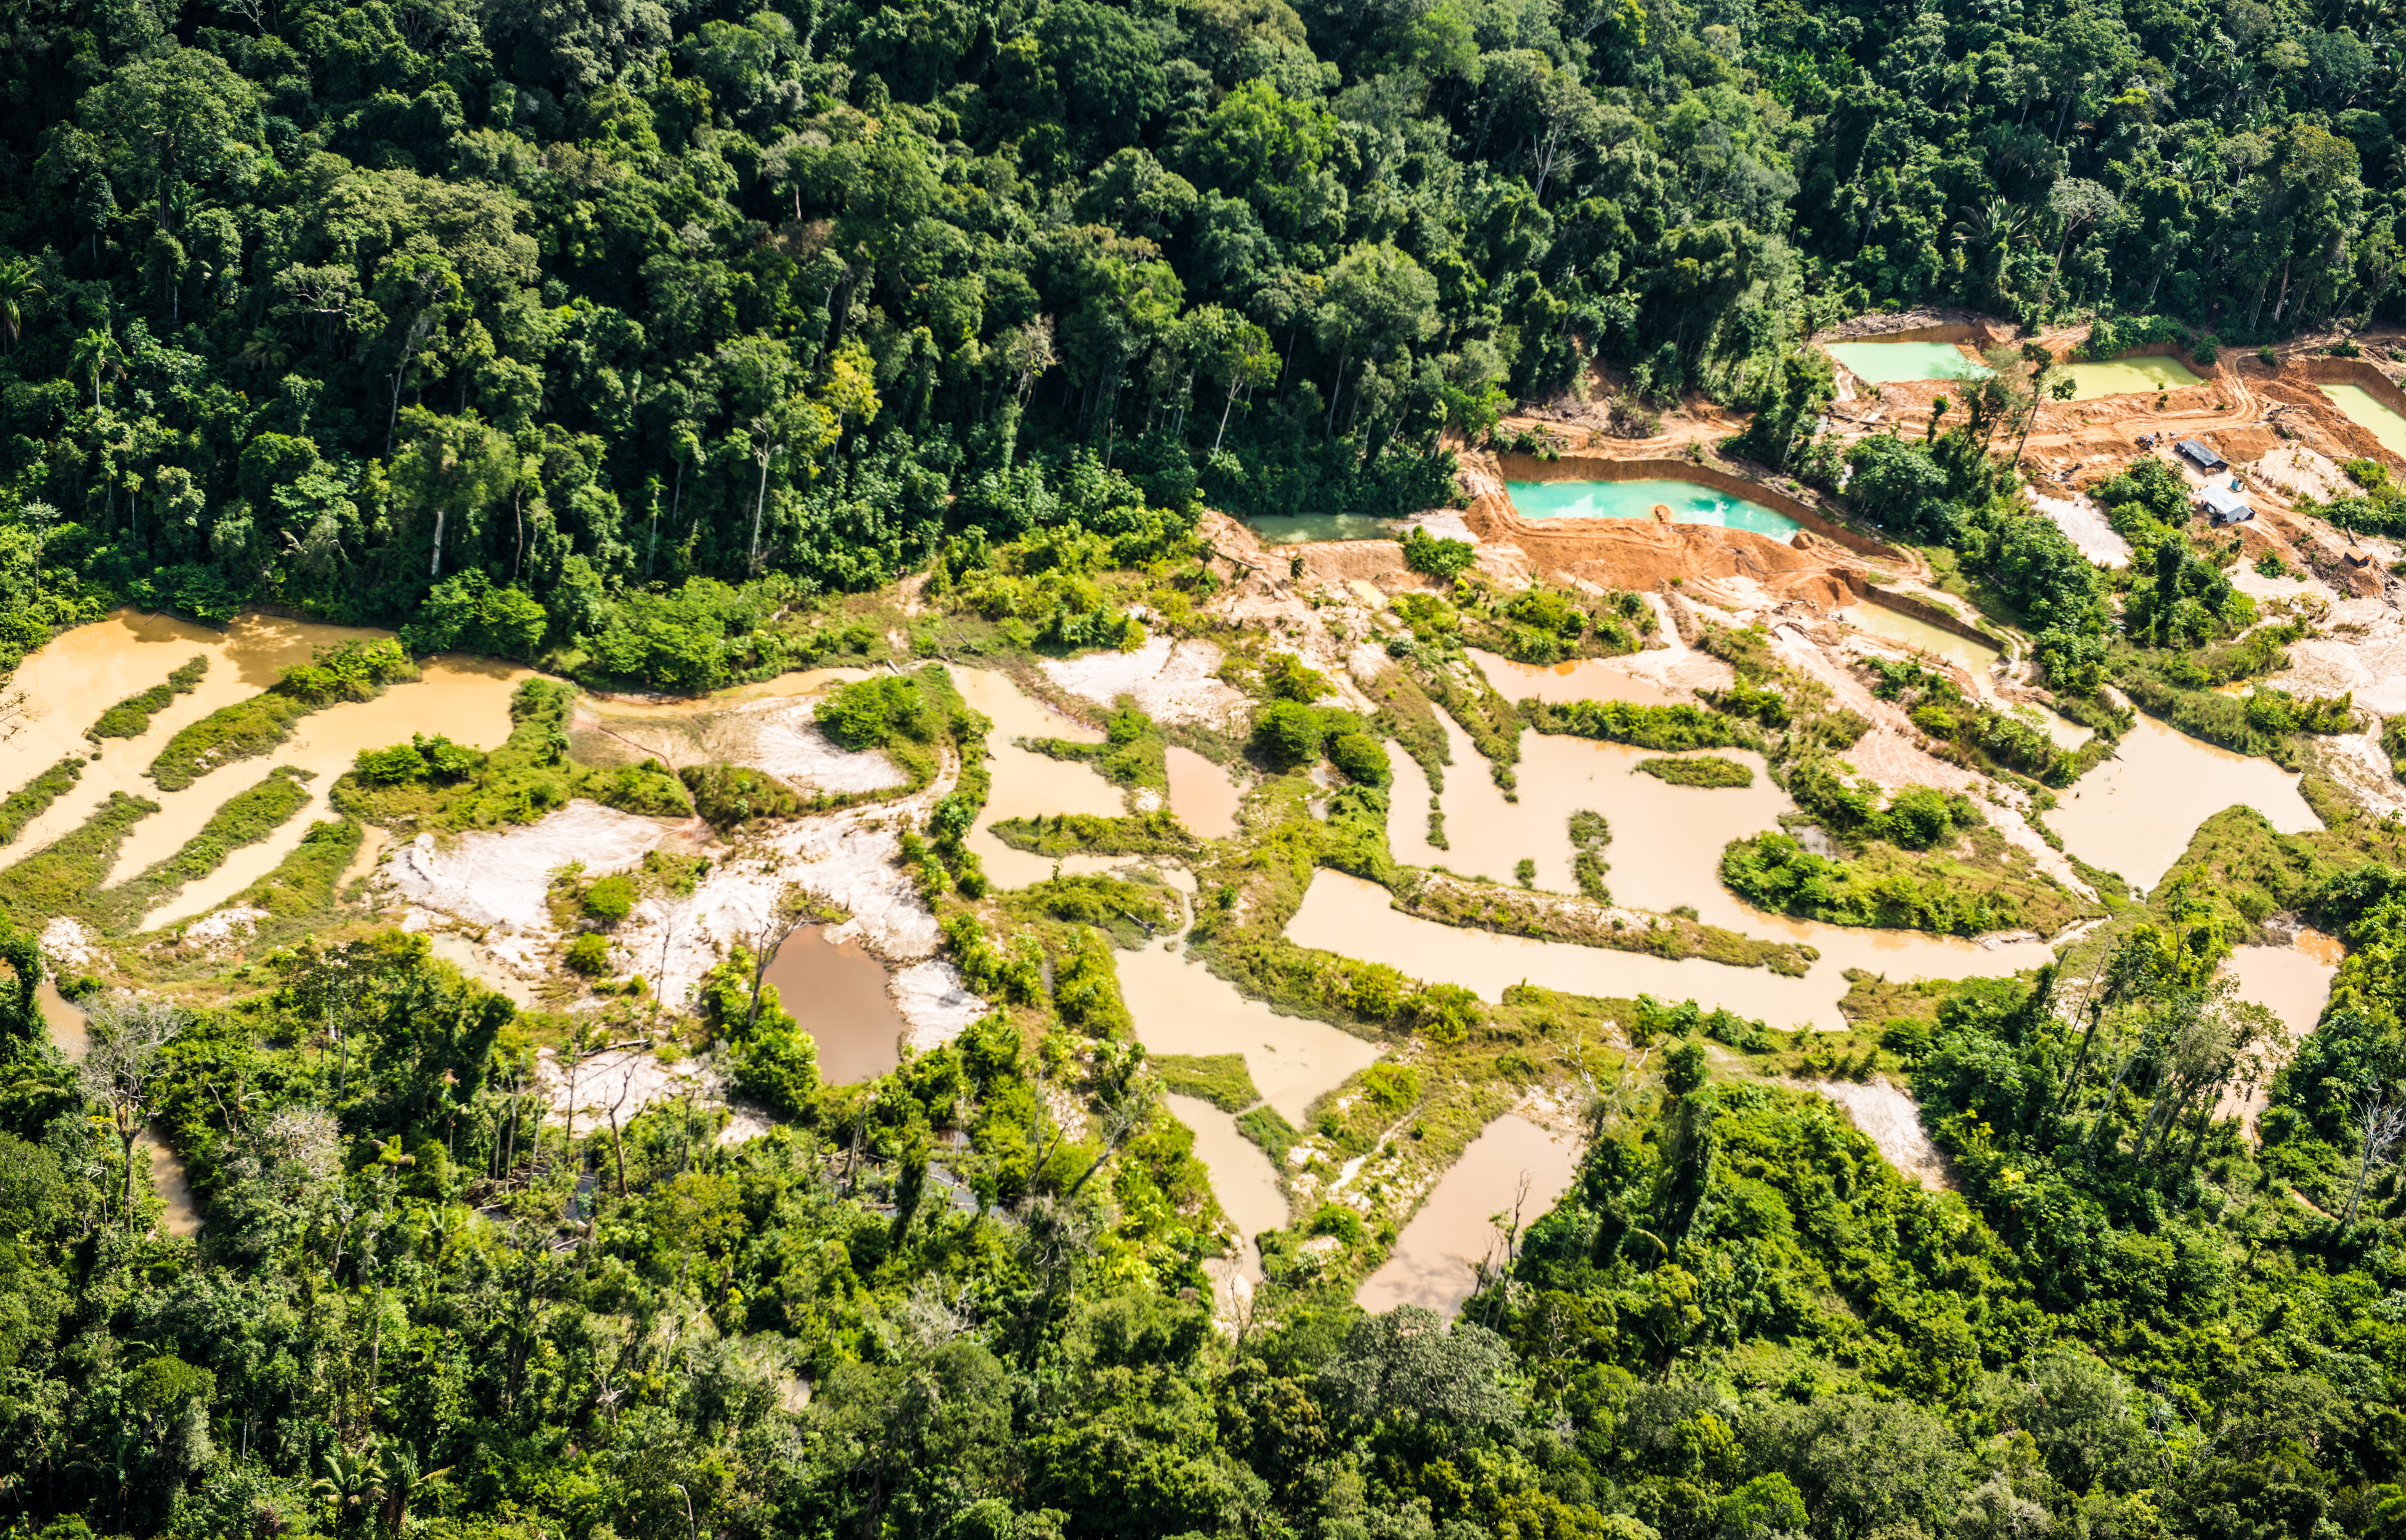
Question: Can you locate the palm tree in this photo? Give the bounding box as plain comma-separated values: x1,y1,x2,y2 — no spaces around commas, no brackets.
68,326,125,410
0,256,44,352
238,324,290,373
312,1445,386,1535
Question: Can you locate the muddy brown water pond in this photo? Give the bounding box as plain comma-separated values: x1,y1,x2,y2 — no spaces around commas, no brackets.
1120,934,1386,1264
2217,930,2342,1130
762,924,910,1084
1355,1113,1581,1316
1165,745,1242,839
2050,711,2320,891
38,983,200,1238
1378,718,2057,1027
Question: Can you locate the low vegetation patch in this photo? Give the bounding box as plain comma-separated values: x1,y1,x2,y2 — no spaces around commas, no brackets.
1568,809,1611,902
998,873,1177,948
1153,1053,1261,1111
2111,650,2355,769
150,640,415,791
1235,1104,1299,1164
225,816,367,939
1636,754,1754,788
1021,703,1168,793
680,764,803,833
334,678,577,834
1395,868,1818,975
1720,829,2098,937
0,791,158,928
1524,697,1755,752
0,758,81,845
87,654,206,740
987,809,1197,859
581,757,695,817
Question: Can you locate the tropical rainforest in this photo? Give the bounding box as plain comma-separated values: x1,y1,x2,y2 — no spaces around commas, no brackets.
1,0,2405,1534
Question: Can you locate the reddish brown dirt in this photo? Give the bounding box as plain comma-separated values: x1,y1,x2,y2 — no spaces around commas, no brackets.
1456,492,1869,607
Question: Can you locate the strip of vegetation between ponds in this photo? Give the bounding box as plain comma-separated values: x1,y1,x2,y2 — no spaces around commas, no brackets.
1393,868,1819,975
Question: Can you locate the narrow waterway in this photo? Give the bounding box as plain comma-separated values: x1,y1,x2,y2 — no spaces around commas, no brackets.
1354,1113,1581,1316
1163,1092,1288,1279
38,983,200,1238
0,610,385,855
950,668,1125,889
761,923,909,1084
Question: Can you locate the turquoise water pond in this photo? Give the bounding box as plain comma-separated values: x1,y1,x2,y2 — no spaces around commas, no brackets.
1824,340,1993,384
1505,478,1802,538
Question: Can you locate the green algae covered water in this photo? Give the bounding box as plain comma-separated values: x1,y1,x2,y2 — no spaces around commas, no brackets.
1824,340,1993,384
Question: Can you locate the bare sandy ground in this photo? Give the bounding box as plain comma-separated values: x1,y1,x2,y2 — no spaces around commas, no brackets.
1789,1076,1953,1190
1041,636,1250,729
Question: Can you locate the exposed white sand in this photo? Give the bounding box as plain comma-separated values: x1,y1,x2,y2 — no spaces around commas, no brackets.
1792,1075,1951,1189
1041,636,1250,728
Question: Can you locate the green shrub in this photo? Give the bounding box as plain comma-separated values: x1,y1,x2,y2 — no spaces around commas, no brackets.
1327,730,1390,787
583,875,636,925
87,655,206,740
815,675,929,752
1636,755,1754,788
680,764,803,833
564,932,614,975
1400,525,1477,578
1263,653,1334,702
1250,700,1327,770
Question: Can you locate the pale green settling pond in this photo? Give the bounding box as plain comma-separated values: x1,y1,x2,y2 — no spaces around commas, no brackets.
2061,357,2205,399
1506,479,1803,538
2320,383,2406,459
1824,340,1992,384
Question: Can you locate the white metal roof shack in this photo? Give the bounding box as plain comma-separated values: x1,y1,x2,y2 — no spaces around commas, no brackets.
2197,484,2253,524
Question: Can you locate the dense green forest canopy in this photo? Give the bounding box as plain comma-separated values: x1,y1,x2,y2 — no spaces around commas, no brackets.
5,0,2406,1536
1,0,2402,679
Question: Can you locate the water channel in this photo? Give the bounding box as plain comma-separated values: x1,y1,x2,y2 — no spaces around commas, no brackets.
951,667,1124,890
38,982,200,1238
1355,1113,1582,1315
0,609,529,931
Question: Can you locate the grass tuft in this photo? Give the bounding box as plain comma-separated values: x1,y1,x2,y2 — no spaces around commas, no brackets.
87,654,207,740
1153,1052,1262,1111
0,758,82,845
